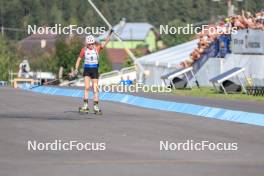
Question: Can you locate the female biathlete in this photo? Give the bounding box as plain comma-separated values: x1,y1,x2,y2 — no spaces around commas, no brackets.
75,30,113,113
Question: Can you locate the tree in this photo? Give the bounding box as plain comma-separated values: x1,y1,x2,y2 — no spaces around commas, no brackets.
160,19,194,47
98,50,112,74
29,53,57,73
2,0,264,40
53,37,83,75
122,50,145,68
0,36,19,81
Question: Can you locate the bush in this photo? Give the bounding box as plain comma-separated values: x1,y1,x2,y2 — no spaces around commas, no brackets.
98,49,112,74
122,50,145,68
0,37,19,81
53,37,83,75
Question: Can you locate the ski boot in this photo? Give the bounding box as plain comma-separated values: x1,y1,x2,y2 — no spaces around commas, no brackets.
93,101,102,115
79,99,89,114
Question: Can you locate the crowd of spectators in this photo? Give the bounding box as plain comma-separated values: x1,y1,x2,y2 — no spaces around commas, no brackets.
232,10,264,30
180,10,264,68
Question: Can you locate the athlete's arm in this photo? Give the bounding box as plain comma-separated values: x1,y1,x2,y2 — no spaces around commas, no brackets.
75,57,82,70
101,29,114,49
75,48,85,70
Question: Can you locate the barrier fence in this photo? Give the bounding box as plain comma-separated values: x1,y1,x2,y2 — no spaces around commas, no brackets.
247,87,264,96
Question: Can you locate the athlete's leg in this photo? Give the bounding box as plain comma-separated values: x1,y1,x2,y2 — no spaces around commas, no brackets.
92,79,101,112
81,76,91,110
92,79,99,102
84,76,91,100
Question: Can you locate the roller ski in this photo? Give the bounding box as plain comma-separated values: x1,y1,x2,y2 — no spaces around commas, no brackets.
78,100,102,115
79,100,89,114
91,102,103,115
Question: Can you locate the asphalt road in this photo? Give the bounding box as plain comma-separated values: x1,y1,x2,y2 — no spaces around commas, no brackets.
0,87,264,176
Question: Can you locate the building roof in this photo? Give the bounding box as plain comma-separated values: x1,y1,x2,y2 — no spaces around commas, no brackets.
17,32,57,55
99,19,154,41
17,29,85,55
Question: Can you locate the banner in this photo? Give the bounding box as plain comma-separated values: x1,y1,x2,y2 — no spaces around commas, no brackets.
231,29,264,54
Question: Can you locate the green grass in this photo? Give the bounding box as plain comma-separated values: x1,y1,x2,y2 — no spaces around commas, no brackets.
171,87,264,102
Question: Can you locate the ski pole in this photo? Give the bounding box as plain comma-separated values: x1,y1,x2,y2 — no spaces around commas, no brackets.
29,74,77,89
87,0,145,82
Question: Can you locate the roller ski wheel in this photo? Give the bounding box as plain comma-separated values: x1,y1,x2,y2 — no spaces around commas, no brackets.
93,109,103,115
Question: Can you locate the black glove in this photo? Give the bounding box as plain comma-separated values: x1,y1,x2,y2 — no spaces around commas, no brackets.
110,29,114,34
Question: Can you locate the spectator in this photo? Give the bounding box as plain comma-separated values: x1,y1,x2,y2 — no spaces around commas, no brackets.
120,75,133,86
18,59,30,78
180,9,264,68
125,75,133,85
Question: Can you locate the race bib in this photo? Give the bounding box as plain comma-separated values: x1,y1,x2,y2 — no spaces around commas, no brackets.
84,48,99,67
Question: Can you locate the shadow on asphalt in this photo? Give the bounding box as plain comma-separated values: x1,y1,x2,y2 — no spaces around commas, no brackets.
0,113,95,120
